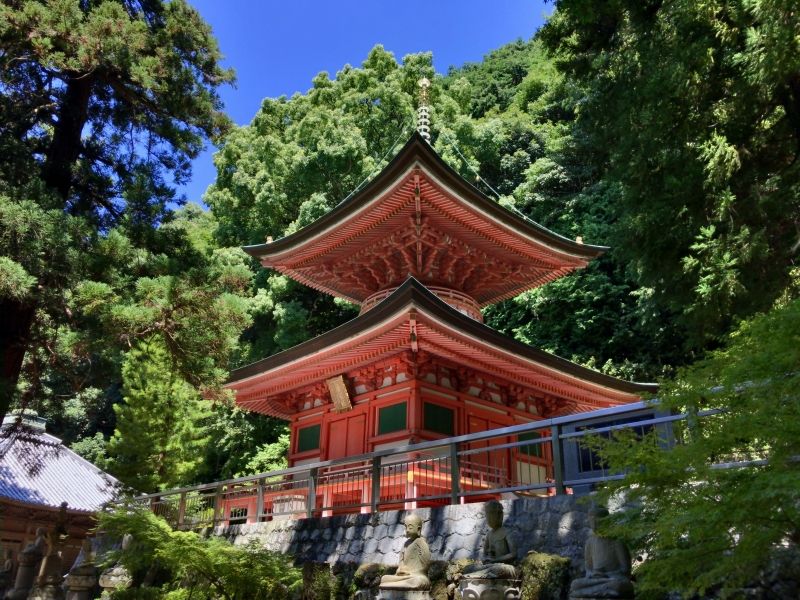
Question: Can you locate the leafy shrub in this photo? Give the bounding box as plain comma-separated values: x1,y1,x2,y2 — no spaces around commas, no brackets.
99,504,302,599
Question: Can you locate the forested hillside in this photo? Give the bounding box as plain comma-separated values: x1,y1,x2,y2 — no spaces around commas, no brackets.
3,1,797,520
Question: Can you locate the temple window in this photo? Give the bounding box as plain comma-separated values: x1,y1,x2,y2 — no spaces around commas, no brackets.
377,402,407,435
518,431,544,458
423,402,455,436
296,424,321,453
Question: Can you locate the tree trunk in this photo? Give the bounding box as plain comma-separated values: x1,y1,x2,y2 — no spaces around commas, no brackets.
0,298,35,420
42,74,93,200
1,74,92,421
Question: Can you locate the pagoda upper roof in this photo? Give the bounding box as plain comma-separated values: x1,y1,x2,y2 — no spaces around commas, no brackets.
243,133,606,307
228,277,657,419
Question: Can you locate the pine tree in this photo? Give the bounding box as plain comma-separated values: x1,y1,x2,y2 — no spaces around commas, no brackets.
108,338,211,492
0,0,234,418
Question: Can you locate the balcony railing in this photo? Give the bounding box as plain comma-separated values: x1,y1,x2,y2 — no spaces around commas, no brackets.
137,401,738,529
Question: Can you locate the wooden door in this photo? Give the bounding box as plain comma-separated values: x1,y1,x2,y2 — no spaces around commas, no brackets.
327,412,366,460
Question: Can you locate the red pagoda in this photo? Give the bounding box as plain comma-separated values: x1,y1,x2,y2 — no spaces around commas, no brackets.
226,118,656,494
228,133,654,473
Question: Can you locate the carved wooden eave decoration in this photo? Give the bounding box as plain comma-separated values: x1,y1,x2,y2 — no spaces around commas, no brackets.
227,278,657,419
242,133,606,308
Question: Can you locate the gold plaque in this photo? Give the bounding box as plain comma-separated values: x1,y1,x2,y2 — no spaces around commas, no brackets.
326,375,352,413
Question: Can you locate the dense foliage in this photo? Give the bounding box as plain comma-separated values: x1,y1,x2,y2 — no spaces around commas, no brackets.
2,17,798,594
541,0,800,349
537,3,800,593
107,338,212,491
0,0,283,490
587,297,800,596
0,0,235,415
99,505,302,599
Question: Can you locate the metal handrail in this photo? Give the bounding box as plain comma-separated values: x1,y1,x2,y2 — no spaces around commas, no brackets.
136,400,654,500
139,399,751,527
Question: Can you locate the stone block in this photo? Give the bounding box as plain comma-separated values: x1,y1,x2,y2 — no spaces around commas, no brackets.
376,537,395,556
374,523,389,539
364,538,379,556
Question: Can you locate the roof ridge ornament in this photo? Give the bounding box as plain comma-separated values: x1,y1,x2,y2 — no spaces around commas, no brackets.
417,77,431,143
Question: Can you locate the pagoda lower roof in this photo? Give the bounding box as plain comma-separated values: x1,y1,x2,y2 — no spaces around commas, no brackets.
228,278,657,418
243,133,606,307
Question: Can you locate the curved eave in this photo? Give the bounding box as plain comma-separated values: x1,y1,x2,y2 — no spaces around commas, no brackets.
243,132,607,263
228,278,657,413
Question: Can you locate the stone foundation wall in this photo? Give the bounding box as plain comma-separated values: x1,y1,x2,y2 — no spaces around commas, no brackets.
214,496,590,573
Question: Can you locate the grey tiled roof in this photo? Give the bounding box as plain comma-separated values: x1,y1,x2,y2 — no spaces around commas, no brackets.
0,425,119,513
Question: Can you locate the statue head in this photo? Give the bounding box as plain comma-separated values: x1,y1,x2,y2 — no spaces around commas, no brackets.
80,538,94,560
403,513,423,540
588,505,609,531
484,500,504,530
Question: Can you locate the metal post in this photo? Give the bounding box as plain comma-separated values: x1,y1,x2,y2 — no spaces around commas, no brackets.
177,492,186,528
551,425,565,495
450,442,460,504
306,468,318,519
370,456,381,514
255,478,265,523
213,485,224,526
686,405,699,444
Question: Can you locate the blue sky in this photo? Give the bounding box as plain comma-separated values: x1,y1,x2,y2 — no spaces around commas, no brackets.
182,1,550,204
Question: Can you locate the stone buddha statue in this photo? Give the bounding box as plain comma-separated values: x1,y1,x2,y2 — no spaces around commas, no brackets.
569,506,634,599
463,500,518,580
0,549,14,597
379,513,431,591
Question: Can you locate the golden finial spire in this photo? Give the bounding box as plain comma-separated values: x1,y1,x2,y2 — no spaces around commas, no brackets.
417,77,431,143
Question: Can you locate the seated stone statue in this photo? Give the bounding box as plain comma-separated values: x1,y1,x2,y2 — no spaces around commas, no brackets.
0,549,14,596
24,528,47,560
463,500,518,580
569,506,634,599
379,513,431,590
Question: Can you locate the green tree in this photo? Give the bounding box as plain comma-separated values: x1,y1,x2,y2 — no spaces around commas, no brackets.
201,404,288,481
0,0,234,417
587,296,800,597
541,0,800,350
19,205,254,470
240,431,290,476
108,338,211,492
